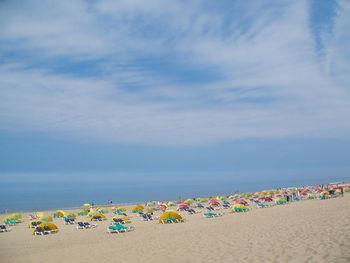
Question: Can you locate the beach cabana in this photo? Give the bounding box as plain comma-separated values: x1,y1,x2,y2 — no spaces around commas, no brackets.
132,205,144,213
159,211,184,224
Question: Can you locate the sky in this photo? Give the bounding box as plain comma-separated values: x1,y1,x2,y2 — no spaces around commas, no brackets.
0,0,350,184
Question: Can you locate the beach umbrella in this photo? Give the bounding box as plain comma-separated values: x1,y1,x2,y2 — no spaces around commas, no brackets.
97,208,109,214
77,210,88,215
232,204,247,212
132,205,144,213
115,206,126,211
167,201,176,206
83,203,90,207
28,219,43,228
33,223,58,235
209,200,220,206
65,213,76,219
53,210,65,217
113,215,131,223
12,213,22,219
177,204,189,211
40,216,53,222
36,212,44,218
184,199,194,204
91,212,106,221
159,211,183,224
144,208,154,214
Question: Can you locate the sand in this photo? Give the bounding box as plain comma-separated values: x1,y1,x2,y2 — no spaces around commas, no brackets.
1,195,350,263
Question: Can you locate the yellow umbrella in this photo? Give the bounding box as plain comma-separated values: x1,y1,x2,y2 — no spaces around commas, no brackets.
90,212,106,221
83,203,90,207
233,204,247,211
113,215,131,223
28,219,43,228
132,205,144,212
36,212,44,218
115,206,126,211
184,199,193,204
77,210,88,215
159,211,183,223
40,216,53,222
65,213,76,219
33,223,58,235
54,210,65,217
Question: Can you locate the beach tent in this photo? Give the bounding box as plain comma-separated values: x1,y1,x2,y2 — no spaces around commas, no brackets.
132,205,144,213
159,211,183,224
33,223,58,235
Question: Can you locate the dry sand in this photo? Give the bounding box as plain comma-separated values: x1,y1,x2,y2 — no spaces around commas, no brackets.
1,195,350,263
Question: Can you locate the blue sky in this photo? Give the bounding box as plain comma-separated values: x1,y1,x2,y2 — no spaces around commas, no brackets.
0,0,350,182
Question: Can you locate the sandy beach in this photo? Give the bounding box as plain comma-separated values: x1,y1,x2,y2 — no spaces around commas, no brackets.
1,192,349,263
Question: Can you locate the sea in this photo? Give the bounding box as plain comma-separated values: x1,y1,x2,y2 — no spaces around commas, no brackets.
1,171,349,213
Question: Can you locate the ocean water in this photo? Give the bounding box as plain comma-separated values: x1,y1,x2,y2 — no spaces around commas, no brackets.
1,172,349,212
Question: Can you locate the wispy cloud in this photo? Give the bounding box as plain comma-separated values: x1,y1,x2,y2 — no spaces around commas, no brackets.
0,0,349,146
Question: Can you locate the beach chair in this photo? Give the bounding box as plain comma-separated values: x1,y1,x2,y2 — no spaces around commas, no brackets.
115,223,135,232
84,222,96,228
77,222,85,229
161,218,172,224
35,227,47,235
107,225,119,234
203,212,215,218
43,225,58,234
0,225,11,232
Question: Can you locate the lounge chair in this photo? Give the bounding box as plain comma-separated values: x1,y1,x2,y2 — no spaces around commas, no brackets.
35,227,47,235
43,225,58,234
77,222,85,229
84,222,96,228
0,225,11,232
107,225,119,234
115,223,135,232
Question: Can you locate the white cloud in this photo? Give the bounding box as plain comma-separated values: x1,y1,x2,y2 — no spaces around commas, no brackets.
0,0,349,146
